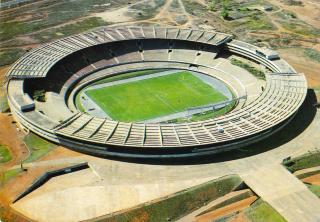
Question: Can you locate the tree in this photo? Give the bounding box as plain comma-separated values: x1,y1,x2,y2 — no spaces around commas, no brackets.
221,6,229,19
221,0,229,19
208,0,217,11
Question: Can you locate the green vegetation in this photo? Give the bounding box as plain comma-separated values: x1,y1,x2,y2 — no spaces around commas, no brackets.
0,0,113,42
274,13,320,38
23,133,56,163
199,189,254,216
95,175,242,222
237,6,250,12
0,145,12,163
35,17,107,42
303,48,320,63
0,91,9,113
75,95,86,113
231,58,265,80
221,0,229,19
306,184,320,198
245,199,287,222
281,23,320,37
33,90,46,102
0,21,33,42
206,0,276,30
285,11,297,19
272,10,320,38
295,170,320,180
207,0,229,18
183,0,208,16
0,48,25,66
283,0,303,6
208,0,216,11
268,36,293,48
0,168,23,186
283,152,320,173
275,10,297,20
245,15,275,30
170,0,180,9
130,0,166,20
86,71,227,122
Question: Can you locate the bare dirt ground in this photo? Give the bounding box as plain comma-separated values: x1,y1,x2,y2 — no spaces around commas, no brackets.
195,196,257,222
0,67,29,169
0,156,87,221
94,5,134,23
0,162,93,222
246,0,320,90
229,212,249,222
0,0,320,221
302,173,320,186
277,48,320,88
0,66,10,83
1,165,62,204
267,0,320,29
0,114,29,168
95,0,194,28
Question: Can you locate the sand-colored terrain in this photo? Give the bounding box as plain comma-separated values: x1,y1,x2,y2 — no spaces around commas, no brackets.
0,114,28,168
195,196,257,222
302,173,320,186
0,0,320,221
0,66,10,83
95,0,194,28
94,6,134,23
11,160,213,222
268,0,320,29
278,48,320,88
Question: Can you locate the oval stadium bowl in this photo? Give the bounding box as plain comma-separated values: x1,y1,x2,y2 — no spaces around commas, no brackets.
6,26,307,159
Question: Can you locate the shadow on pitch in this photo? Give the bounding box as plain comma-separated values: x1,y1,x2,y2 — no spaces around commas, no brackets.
104,89,318,165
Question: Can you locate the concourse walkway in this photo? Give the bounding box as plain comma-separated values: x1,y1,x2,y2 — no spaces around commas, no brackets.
241,164,320,222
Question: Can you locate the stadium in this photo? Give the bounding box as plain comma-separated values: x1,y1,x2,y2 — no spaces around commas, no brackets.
5,26,308,159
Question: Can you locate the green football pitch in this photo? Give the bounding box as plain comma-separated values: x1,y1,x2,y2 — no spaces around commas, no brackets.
85,71,227,122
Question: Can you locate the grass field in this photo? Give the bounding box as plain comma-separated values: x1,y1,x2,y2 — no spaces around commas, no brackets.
75,69,167,112
245,199,286,222
307,184,320,198
86,71,227,122
23,133,56,163
0,145,11,163
0,168,23,186
283,151,320,173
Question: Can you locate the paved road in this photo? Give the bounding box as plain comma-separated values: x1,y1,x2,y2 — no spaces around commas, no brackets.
241,164,320,222
11,105,320,222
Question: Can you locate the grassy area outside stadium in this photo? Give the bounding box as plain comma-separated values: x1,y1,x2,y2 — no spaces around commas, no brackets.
85,71,229,122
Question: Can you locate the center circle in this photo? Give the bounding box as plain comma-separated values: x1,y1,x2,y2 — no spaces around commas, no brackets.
75,68,235,123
